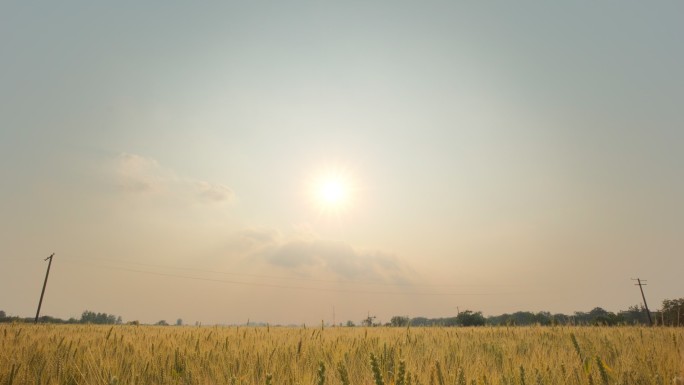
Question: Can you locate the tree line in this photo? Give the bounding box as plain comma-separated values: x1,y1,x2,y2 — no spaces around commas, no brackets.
376,299,683,327
0,309,184,326
1,297,682,326
0,310,124,325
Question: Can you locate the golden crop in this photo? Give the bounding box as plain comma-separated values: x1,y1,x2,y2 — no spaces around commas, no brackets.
1,324,682,385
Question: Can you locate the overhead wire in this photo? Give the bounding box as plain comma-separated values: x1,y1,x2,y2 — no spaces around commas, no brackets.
59,254,518,288
60,258,522,297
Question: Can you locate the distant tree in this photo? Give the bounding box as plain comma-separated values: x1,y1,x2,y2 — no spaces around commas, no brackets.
584,307,618,325
489,311,537,326
442,317,459,327
489,312,537,326
80,310,95,323
485,314,507,326
80,310,120,325
534,312,552,326
346,320,355,327
619,305,650,325
511,311,537,325
410,317,431,326
0,310,6,319
127,320,140,326
176,318,183,326
156,320,169,326
361,315,376,327
589,307,609,318
552,313,571,325
390,316,409,327
573,311,590,325
661,298,684,326
456,310,485,326
39,315,66,324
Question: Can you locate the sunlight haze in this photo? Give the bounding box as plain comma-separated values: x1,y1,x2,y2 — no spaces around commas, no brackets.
1,2,682,325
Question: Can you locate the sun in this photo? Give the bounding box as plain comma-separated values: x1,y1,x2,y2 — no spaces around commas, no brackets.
311,169,355,213
318,177,347,206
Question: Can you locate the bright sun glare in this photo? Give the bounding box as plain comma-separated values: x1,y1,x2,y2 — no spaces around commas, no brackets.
319,178,347,205
312,169,354,212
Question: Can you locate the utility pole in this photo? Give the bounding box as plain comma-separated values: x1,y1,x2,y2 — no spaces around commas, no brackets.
632,278,653,326
34,253,55,324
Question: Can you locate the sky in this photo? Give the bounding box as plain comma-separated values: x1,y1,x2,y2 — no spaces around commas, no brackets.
1,2,683,325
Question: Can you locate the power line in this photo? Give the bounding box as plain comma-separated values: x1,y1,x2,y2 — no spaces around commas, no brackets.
61,259,520,297
58,255,517,288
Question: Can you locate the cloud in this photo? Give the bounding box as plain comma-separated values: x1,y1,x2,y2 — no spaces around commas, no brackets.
239,228,281,245
113,153,235,204
196,181,235,203
239,230,414,284
222,228,282,255
115,153,167,193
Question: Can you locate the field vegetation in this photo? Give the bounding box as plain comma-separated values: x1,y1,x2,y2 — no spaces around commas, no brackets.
1,324,682,385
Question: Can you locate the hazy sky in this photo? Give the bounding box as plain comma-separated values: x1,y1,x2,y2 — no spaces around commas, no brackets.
1,2,682,325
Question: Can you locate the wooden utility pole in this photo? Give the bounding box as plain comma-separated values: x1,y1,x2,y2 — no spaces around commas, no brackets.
34,253,55,324
632,278,653,326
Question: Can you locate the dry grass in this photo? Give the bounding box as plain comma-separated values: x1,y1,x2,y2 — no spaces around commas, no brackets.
1,324,682,384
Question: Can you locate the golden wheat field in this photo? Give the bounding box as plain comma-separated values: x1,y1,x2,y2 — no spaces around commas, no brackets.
1,324,682,385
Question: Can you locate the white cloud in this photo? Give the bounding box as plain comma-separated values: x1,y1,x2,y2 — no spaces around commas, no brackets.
235,228,414,284
196,181,235,203
239,228,282,245
113,153,235,204
115,152,168,193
